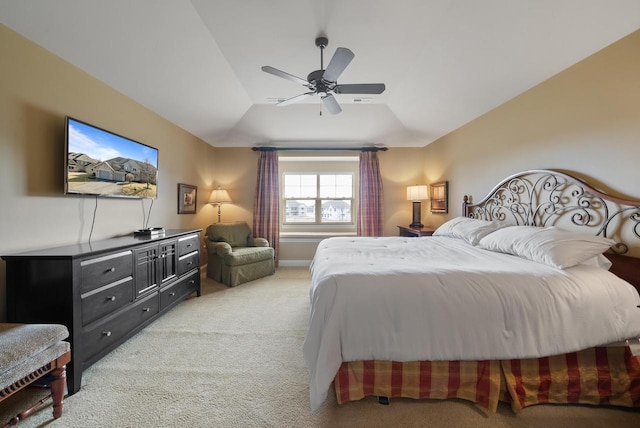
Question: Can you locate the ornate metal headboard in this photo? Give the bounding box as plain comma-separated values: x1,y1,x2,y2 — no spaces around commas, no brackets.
462,169,640,255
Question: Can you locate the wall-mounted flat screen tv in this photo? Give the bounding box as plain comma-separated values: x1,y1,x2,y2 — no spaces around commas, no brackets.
64,116,158,199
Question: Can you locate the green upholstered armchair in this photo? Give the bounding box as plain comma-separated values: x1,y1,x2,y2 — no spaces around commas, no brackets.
205,221,275,287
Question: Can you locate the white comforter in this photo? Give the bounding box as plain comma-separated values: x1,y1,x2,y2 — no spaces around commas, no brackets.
303,236,640,412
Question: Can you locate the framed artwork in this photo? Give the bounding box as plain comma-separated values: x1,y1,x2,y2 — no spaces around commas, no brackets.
430,181,448,213
177,183,197,214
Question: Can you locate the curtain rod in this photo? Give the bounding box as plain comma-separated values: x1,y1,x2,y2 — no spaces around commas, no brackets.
251,146,388,152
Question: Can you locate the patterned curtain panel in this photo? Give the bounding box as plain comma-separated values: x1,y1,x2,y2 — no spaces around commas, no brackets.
253,150,280,265
357,150,384,236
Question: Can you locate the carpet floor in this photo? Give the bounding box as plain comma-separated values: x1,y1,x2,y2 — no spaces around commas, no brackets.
1,267,638,427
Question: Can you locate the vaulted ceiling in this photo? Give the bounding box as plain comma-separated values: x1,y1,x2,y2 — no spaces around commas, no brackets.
1,1,639,148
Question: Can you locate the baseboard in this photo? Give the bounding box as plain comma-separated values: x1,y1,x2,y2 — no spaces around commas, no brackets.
278,260,311,267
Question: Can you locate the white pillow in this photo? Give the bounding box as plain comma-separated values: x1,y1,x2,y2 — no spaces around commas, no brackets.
580,254,613,270
477,225,616,269
433,217,505,246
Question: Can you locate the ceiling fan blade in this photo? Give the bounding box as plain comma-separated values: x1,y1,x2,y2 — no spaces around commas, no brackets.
334,83,386,94
321,94,342,115
322,47,354,82
261,66,309,86
277,92,315,106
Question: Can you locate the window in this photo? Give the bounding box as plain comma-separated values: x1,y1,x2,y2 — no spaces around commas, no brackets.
279,155,359,234
284,173,353,224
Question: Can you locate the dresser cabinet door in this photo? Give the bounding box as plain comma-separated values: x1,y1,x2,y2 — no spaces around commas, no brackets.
158,239,178,286
134,245,159,296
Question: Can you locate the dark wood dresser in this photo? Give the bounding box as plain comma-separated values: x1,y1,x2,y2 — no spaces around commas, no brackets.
2,229,201,395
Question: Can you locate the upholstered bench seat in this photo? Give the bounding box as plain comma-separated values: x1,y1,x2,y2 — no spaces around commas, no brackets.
1,323,71,425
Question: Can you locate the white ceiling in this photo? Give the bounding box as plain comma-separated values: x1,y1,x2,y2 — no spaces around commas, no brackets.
1,1,639,148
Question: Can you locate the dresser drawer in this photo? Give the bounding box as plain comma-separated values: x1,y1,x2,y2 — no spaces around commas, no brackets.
81,250,133,293
177,251,199,276
82,292,159,361
81,277,134,325
160,271,198,311
177,234,199,257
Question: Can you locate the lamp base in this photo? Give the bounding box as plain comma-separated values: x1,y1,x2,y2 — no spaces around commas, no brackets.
409,201,423,229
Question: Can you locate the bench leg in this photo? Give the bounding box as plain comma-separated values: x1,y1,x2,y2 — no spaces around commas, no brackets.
50,365,67,419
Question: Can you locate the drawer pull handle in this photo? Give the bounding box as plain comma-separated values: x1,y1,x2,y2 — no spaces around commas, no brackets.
187,261,193,266
169,292,176,297
106,267,115,273
142,307,150,312
107,296,116,302
189,280,195,284
186,244,192,248
103,331,112,337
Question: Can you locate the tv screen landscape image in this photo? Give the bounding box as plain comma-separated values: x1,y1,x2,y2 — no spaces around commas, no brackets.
64,117,158,199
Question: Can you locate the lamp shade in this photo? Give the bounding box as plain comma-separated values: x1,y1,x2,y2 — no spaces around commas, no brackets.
208,187,232,204
406,185,428,201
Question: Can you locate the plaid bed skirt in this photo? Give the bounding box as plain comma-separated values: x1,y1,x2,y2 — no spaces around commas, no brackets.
333,346,640,412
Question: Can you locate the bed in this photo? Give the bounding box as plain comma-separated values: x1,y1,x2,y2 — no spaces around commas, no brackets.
303,169,640,413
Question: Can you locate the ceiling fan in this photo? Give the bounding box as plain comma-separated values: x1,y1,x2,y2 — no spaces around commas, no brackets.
261,36,386,115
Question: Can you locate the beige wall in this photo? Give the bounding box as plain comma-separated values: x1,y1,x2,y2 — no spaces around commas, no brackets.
422,29,640,231
379,148,429,235
0,25,218,321
207,147,259,225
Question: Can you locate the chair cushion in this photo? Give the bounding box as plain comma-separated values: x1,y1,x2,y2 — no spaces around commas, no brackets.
224,246,274,266
206,222,252,248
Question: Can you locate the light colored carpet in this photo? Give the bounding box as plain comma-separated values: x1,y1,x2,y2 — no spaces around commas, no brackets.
1,267,638,427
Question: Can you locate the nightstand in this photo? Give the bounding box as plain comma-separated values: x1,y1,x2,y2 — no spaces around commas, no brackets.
398,226,436,237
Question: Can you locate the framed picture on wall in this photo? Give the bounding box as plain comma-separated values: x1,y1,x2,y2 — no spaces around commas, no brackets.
177,183,197,214
430,181,448,213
